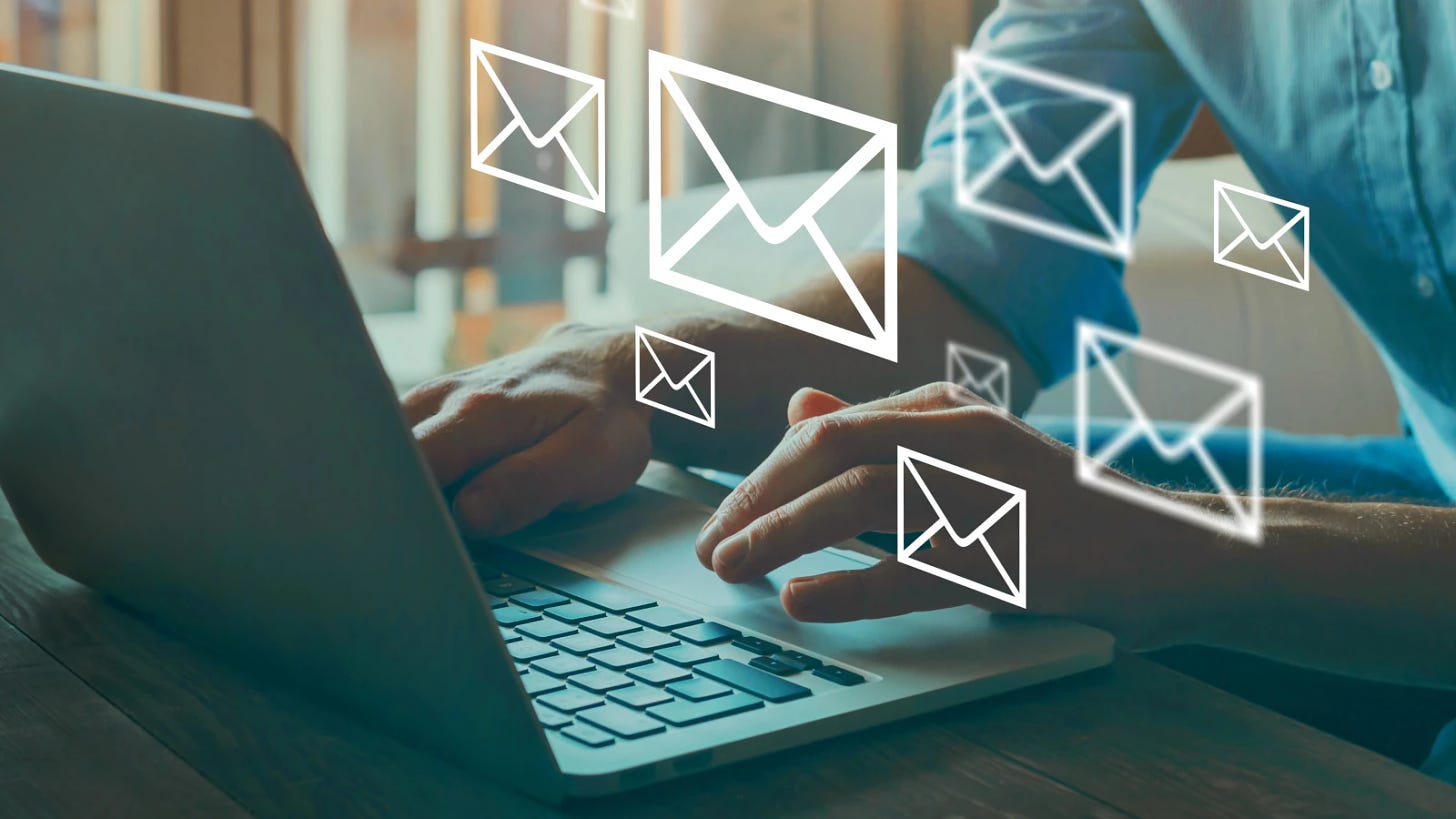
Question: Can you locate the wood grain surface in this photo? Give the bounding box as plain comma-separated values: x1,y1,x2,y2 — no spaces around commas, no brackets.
4,489,1456,819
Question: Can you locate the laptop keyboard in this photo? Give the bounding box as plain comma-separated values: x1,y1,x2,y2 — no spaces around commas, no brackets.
473,557,867,749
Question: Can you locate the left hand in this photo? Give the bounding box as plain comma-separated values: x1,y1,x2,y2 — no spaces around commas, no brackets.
693,383,1227,647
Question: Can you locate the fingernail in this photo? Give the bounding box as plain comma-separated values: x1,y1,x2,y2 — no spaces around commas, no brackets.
712,536,748,576
784,578,825,618
696,513,721,551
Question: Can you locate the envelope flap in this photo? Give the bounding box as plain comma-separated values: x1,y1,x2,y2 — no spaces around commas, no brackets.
475,42,601,148
658,58,890,241
905,454,1022,547
1217,182,1306,250
965,53,1127,177
950,346,1007,386
641,333,711,389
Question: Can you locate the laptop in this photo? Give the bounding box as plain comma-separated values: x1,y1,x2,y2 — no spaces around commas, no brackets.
0,64,1112,802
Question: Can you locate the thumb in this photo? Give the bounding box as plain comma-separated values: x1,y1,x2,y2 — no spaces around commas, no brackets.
787,387,852,425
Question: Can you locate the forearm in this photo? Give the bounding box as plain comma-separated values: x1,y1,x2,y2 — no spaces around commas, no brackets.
642,252,1039,473
1178,496,1456,687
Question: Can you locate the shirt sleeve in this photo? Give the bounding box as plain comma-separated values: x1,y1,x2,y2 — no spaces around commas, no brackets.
867,0,1202,386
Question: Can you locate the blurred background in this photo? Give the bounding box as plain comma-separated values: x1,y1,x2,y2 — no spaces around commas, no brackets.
0,0,1398,435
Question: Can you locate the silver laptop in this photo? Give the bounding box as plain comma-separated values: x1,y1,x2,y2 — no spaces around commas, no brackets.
0,64,1112,803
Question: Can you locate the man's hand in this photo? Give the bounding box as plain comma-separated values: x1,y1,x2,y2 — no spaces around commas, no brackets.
694,383,1227,646
403,325,652,539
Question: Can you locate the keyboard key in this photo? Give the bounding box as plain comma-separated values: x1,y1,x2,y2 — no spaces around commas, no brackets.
516,619,576,642
492,606,540,627
656,644,718,667
552,633,614,656
561,723,615,748
627,606,703,631
523,673,567,697
507,639,557,663
498,628,521,644
538,688,604,714
813,665,866,686
578,703,667,740
580,616,641,638
731,636,781,655
749,656,798,676
511,589,571,610
772,651,822,672
608,684,675,710
665,678,732,702
570,669,635,694
533,702,573,729
589,647,652,671
532,654,595,678
618,631,679,653
487,596,510,609
672,622,741,646
696,659,811,703
545,602,607,624
482,576,535,597
648,692,764,727
626,662,692,686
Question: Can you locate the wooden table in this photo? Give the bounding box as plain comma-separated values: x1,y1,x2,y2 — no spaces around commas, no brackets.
4,490,1456,819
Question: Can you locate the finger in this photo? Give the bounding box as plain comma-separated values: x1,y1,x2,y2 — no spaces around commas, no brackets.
413,391,574,488
712,463,935,583
781,547,1022,622
452,409,645,538
844,382,987,415
400,377,456,426
786,387,851,425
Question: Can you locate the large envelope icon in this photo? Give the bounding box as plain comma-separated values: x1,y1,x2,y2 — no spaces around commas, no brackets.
1075,320,1263,542
470,40,606,212
647,50,899,362
580,0,636,19
955,50,1134,259
635,326,716,428
946,341,1010,410
1213,180,1310,291
897,446,1027,609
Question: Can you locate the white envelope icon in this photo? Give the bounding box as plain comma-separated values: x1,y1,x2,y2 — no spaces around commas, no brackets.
647,50,899,362
469,40,605,212
1213,180,1310,291
897,446,1026,609
635,326,716,428
580,0,635,19
955,50,1134,259
1075,320,1263,542
946,341,1010,410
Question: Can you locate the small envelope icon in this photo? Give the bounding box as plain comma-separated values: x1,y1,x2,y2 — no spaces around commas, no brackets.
647,50,899,362
580,0,635,19
1213,180,1310,291
955,50,1134,259
1075,321,1263,542
469,40,605,212
946,341,1010,410
635,326,716,428
897,446,1027,609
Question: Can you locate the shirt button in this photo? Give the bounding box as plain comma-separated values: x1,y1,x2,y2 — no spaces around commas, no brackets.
1416,274,1438,299
1369,59,1394,91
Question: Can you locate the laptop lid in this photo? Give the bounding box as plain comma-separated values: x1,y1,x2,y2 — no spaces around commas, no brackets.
0,64,561,800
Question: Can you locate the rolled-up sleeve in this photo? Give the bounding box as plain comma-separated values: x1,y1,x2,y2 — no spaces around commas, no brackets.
869,0,1201,385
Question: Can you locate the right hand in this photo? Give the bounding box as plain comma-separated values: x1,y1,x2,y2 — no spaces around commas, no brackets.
402,324,653,539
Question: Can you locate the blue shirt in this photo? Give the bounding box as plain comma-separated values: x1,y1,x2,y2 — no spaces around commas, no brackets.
889,0,1456,498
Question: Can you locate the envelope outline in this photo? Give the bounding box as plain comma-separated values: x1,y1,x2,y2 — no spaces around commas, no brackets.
896,446,1027,609
954,50,1135,260
946,341,1011,409
634,326,716,428
1075,320,1263,542
1212,179,1310,291
469,39,606,212
580,0,635,19
647,50,898,361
